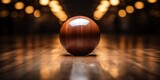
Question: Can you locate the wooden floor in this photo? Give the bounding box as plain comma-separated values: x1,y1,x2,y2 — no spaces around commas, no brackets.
0,34,160,80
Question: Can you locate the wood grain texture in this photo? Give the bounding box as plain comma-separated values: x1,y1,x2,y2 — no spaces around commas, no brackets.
0,35,160,80
60,16,100,56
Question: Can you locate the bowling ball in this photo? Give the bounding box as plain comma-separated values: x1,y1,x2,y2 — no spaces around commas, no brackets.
59,16,100,56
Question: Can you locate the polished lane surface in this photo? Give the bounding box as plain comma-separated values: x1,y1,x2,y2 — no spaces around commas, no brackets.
0,34,160,80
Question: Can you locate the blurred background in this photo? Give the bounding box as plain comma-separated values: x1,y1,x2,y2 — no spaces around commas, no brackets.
0,0,160,80
0,0,160,35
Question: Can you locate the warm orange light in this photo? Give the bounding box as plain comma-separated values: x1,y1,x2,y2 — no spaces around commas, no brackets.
49,0,62,12
100,0,110,7
93,0,110,20
94,10,105,20
50,5,63,12
118,9,127,17
110,0,120,6
39,0,49,6
0,10,9,17
1,0,11,4
147,0,157,3
34,10,41,18
59,15,68,21
49,0,68,21
49,0,59,7
97,0,109,12
15,2,24,10
135,1,144,9
25,6,34,14
53,11,68,21
97,5,108,12
126,5,134,13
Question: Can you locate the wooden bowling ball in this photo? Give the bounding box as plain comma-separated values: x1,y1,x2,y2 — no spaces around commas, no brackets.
59,16,100,56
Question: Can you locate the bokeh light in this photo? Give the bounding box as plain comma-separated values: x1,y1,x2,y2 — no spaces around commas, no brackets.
39,0,49,6
15,2,24,10
94,10,106,20
97,0,110,12
1,0,11,4
93,0,110,20
118,9,127,17
110,0,120,6
97,5,109,12
53,11,68,21
49,0,68,21
135,1,144,10
100,0,110,7
34,10,41,18
0,10,9,17
50,5,63,12
49,0,61,10
147,0,157,3
126,5,134,13
49,0,59,7
25,6,34,14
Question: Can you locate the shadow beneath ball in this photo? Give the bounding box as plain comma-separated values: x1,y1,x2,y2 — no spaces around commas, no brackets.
62,52,97,57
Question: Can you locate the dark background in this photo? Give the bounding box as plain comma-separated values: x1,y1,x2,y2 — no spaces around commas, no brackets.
0,1,160,80
0,0,160,35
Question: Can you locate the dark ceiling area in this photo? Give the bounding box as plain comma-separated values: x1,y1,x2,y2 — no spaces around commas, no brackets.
0,0,160,35
60,0,98,18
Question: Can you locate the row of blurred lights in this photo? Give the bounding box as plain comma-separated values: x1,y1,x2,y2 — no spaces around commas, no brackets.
94,0,120,20
0,0,158,20
94,0,158,20
0,0,41,18
0,0,67,21
48,0,68,21
94,0,110,20
39,0,68,21
118,0,157,18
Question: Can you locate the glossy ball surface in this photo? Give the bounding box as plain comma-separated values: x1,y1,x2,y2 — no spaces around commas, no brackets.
59,16,100,56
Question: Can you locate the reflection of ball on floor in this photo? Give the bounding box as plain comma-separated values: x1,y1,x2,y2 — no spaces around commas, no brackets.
59,16,100,56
